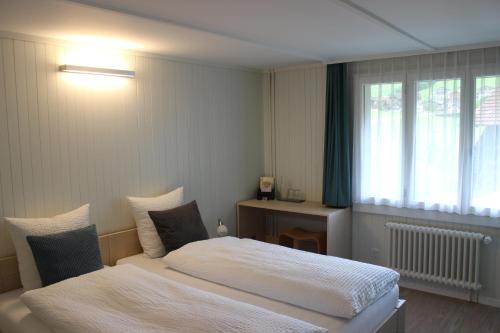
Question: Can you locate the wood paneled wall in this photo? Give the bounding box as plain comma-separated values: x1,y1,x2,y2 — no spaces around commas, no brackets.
263,65,326,201
0,37,263,257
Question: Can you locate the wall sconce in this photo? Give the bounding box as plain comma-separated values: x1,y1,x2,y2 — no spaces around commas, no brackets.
59,65,135,78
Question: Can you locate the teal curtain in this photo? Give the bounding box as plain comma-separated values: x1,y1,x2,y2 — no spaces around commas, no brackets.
322,63,352,208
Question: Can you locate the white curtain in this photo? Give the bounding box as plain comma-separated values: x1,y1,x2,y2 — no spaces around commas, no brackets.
352,61,406,208
352,47,500,218
469,57,500,217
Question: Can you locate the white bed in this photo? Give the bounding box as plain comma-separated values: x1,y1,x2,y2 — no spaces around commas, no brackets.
162,237,399,319
0,254,399,333
117,254,400,333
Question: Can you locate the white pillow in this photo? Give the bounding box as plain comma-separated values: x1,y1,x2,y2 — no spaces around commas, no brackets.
5,204,90,290
127,187,184,258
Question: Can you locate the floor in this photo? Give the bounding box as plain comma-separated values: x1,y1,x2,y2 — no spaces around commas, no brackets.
400,288,500,333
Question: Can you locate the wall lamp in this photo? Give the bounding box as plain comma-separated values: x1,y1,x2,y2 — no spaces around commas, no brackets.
59,65,135,78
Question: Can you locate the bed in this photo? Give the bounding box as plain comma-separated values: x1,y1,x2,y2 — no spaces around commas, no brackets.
0,228,405,333
0,255,401,333
118,254,402,333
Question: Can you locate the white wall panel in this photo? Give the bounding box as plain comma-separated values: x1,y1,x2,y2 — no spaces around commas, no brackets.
0,37,263,257
263,65,326,201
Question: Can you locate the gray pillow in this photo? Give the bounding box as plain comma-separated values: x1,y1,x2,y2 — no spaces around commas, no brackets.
26,225,103,287
148,200,209,253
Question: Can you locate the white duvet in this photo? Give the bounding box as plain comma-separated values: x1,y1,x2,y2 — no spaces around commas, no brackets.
163,237,399,319
21,264,326,333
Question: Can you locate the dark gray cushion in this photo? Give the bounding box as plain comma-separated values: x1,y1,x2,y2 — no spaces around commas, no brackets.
26,225,103,287
148,200,209,253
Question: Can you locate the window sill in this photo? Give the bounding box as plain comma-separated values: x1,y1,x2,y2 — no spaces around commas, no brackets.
353,203,500,229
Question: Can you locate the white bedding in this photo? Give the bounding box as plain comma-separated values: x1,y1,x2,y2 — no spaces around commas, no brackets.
163,237,399,319
0,289,51,333
118,254,400,333
0,256,400,333
20,264,327,333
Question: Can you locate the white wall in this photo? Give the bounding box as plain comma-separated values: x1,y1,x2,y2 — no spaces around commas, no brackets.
262,64,330,244
263,64,326,201
0,37,263,257
265,63,500,307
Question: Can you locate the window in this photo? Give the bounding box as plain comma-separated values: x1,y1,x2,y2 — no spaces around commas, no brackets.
355,70,500,218
470,76,500,216
410,79,461,210
360,82,403,206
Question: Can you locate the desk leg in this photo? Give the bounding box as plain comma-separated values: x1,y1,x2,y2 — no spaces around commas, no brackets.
267,214,278,244
326,208,352,259
270,213,276,240
237,206,266,241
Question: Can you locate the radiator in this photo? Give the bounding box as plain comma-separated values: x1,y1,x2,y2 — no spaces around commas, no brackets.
386,222,492,291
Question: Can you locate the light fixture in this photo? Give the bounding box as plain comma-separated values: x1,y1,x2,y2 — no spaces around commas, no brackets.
59,65,135,78
216,219,228,237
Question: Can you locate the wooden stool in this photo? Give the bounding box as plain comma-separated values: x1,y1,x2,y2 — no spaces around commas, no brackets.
278,228,326,254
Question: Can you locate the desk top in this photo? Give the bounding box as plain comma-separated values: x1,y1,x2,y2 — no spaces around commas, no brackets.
237,199,344,217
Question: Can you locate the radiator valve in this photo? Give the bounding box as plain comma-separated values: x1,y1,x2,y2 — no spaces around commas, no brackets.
483,235,493,245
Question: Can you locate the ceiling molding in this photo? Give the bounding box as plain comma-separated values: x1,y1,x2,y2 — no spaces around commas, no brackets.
268,62,326,73
65,0,326,63
0,30,265,73
324,39,500,65
263,37,500,74
329,0,436,51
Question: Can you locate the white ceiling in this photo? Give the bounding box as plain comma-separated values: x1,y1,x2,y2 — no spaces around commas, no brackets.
350,0,500,48
0,0,499,70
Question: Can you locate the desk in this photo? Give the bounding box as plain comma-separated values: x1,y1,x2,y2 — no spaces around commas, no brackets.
237,199,351,258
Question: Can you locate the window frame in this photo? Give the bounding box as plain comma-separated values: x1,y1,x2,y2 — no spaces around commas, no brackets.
353,74,406,207
406,71,467,213
354,69,500,218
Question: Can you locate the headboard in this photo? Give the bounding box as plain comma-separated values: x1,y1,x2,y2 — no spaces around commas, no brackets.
0,228,142,293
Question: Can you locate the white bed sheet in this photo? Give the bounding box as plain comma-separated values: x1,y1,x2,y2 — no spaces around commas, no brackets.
21,264,326,333
0,289,51,333
117,254,399,333
0,255,399,333
163,237,399,318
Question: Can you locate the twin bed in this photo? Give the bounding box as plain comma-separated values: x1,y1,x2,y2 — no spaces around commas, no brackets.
0,232,405,333
0,189,405,333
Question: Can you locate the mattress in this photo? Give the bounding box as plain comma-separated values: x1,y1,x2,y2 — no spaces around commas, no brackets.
117,254,399,333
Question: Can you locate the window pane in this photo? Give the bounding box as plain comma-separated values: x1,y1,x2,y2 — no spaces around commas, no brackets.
471,76,500,215
361,82,403,204
411,79,461,210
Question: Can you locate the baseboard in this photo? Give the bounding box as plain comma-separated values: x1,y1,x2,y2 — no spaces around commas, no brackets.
399,279,470,301
399,278,500,308
478,295,500,308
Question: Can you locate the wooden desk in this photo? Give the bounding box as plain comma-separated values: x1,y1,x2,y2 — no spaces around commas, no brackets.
237,199,351,258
